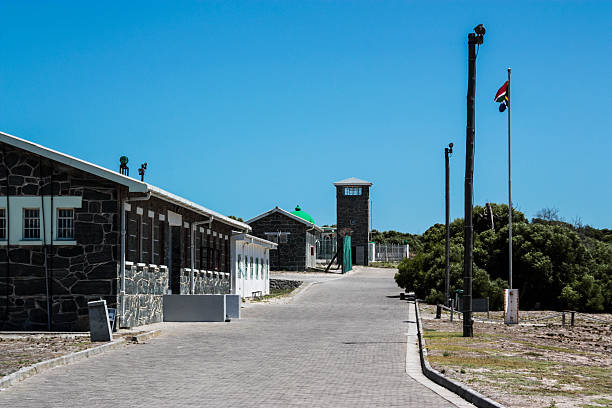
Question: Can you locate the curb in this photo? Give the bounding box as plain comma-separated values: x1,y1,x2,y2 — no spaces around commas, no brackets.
414,301,506,408
131,329,162,343
0,337,126,391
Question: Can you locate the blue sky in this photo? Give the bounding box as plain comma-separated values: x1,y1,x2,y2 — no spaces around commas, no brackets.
1,1,610,233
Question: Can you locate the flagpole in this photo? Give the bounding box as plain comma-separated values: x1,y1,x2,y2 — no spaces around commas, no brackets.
507,67,512,290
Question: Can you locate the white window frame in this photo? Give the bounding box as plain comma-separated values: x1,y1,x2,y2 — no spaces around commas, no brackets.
344,187,362,196
56,208,75,240
0,208,6,241
0,196,82,246
23,208,41,240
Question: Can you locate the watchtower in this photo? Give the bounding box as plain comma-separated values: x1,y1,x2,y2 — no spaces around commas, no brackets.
334,177,372,266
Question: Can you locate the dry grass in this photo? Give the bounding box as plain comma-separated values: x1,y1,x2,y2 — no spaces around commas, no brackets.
420,304,612,408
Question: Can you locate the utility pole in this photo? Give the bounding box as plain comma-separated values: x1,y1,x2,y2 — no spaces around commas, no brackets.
444,142,453,307
464,24,485,338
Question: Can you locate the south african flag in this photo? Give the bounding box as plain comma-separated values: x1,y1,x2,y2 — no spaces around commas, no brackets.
495,81,509,112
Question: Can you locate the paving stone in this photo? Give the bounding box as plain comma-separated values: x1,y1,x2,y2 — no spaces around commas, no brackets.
0,267,457,407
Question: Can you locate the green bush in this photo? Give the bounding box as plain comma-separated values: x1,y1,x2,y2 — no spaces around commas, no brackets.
394,204,612,312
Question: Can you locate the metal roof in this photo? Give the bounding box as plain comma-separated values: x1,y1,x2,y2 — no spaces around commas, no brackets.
0,130,250,231
246,206,322,231
333,177,373,186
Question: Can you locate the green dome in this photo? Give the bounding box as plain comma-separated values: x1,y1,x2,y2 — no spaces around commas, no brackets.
291,205,315,224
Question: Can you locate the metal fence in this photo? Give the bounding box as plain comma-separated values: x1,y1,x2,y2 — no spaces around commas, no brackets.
316,238,337,261
374,244,408,262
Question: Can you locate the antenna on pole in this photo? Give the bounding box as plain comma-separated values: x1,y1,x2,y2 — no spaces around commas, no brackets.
138,163,148,182
119,156,129,176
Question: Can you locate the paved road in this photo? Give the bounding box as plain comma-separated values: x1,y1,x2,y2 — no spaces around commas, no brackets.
1,267,460,407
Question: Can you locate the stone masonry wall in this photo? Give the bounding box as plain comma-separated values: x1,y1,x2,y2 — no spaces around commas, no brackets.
180,268,230,295
269,278,302,292
336,186,370,266
0,145,120,331
122,263,168,327
249,212,308,271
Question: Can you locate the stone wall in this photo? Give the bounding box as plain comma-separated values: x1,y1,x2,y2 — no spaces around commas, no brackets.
179,268,230,295
124,197,233,295
336,186,370,266
249,212,308,271
121,263,168,327
269,278,302,292
0,145,120,331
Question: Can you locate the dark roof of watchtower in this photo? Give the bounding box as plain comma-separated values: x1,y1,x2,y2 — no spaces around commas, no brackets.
333,177,372,186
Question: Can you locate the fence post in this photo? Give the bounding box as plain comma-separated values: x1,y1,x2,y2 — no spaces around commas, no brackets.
436,305,441,319
562,312,566,326
450,299,454,322
570,311,575,327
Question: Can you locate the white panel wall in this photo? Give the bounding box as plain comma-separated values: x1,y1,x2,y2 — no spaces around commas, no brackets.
231,239,271,298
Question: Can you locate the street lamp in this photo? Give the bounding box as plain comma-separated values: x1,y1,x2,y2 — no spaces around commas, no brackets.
444,142,453,307
463,24,485,338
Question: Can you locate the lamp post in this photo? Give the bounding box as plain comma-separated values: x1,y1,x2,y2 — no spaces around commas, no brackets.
463,24,485,338
445,142,453,307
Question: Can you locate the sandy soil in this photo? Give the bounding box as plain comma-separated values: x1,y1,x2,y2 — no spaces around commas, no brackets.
419,304,612,408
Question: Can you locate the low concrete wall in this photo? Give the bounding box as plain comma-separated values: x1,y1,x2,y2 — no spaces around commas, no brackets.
163,295,226,322
269,279,302,292
225,295,240,319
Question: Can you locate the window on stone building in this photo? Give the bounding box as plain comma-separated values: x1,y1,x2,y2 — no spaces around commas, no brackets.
264,232,278,243
56,208,74,240
279,233,289,244
23,208,40,240
0,208,6,240
344,187,362,196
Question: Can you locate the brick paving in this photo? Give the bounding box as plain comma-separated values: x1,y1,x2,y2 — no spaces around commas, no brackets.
1,267,459,407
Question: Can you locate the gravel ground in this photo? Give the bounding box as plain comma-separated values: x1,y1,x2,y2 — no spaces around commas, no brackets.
419,303,612,408
0,335,95,377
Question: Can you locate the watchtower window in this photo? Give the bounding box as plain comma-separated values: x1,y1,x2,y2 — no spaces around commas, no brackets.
344,187,362,196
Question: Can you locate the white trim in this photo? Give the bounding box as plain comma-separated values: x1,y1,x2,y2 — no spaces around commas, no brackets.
0,196,82,245
333,177,373,186
167,211,182,227
0,131,147,193
0,132,251,232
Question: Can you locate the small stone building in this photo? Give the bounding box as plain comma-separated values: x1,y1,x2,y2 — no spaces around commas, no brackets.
247,206,321,271
230,233,277,298
0,131,250,331
335,177,372,266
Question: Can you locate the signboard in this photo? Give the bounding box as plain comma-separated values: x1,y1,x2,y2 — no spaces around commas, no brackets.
107,307,117,331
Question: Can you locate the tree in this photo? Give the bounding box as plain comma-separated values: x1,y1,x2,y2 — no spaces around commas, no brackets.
394,204,612,312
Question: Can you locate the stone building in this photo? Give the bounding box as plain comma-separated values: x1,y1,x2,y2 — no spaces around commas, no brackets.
247,206,321,271
0,131,250,331
335,177,372,266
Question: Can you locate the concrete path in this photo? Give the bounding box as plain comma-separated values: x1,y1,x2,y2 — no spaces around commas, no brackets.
1,266,471,407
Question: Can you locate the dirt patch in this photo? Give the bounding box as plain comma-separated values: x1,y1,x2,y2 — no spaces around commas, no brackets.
0,332,144,378
419,304,612,408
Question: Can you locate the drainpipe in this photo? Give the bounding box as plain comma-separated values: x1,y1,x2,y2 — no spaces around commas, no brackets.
120,192,150,327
